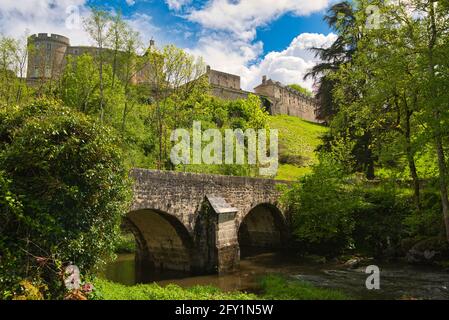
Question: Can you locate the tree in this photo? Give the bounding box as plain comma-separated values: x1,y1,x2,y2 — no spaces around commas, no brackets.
0,99,131,298
59,54,99,113
0,34,31,107
118,26,143,134
84,8,111,123
107,11,126,89
142,44,208,169
305,1,357,122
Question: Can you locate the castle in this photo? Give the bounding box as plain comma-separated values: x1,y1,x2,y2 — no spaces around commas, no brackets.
27,33,319,123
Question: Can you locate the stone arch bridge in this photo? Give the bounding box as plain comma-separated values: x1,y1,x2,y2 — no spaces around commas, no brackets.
126,169,291,275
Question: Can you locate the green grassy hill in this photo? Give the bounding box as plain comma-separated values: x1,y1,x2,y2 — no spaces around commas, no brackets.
269,115,328,181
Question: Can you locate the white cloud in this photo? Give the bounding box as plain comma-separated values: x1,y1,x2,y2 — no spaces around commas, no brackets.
189,32,336,92
0,0,90,45
126,13,161,47
126,0,136,6
245,33,337,91
0,0,160,49
188,0,329,41
166,0,192,11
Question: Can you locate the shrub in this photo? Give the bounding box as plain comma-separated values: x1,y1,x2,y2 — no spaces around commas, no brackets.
403,191,445,239
352,185,412,257
282,156,362,255
0,99,131,298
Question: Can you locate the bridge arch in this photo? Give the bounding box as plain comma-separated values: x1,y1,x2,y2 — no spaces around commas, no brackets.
125,209,194,272
238,203,288,257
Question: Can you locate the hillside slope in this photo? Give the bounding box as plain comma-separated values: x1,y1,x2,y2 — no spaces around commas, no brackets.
269,115,328,181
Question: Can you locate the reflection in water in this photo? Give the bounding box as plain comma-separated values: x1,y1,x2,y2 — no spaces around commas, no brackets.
102,253,449,300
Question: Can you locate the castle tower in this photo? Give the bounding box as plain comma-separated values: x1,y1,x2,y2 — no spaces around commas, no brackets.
27,33,70,82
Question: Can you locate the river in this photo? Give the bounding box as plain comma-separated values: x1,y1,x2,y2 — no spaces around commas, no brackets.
102,252,449,300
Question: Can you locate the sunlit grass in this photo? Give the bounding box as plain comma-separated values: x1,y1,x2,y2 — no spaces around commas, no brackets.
269,115,327,181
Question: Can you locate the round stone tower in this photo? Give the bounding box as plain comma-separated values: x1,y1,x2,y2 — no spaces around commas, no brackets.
27,33,70,81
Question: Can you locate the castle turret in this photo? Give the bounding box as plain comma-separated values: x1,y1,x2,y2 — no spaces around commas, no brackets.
27,33,70,81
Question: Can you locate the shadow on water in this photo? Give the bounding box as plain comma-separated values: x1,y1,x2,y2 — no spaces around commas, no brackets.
101,252,449,300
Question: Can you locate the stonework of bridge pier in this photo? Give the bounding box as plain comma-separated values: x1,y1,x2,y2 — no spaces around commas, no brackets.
128,168,291,274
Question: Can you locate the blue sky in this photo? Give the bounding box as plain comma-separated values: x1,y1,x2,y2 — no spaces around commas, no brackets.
0,0,337,91
86,0,333,52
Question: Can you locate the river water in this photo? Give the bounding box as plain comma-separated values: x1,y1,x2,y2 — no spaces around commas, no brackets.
102,252,449,300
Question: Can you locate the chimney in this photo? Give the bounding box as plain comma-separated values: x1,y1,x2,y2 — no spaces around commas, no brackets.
149,39,155,48
262,75,267,84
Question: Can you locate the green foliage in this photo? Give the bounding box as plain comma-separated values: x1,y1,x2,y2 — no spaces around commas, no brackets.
403,191,445,239
94,278,256,300
282,156,361,254
114,233,136,254
259,275,349,300
352,185,413,257
94,275,350,300
176,94,271,177
269,115,328,180
282,156,416,256
0,99,131,298
288,84,313,98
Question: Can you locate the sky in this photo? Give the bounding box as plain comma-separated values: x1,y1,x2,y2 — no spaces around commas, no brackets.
0,0,338,91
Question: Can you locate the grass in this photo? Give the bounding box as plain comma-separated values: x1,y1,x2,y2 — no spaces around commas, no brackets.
268,115,328,181
259,275,349,300
94,275,349,300
94,278,256,300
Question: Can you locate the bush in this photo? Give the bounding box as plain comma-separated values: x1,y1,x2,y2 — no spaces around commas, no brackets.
282,155,416,257
282,156,362,255
0,99,131,299
352,185,412,257
403,191,445,239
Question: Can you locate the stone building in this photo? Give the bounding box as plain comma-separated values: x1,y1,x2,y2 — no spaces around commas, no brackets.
206,66,251,101
26,33,70,83
254,76,319,123
205,66,319,123
26,33,153,86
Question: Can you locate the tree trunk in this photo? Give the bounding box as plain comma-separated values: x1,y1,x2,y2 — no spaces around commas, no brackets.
435,135,449,242
428,1,449,242
404,106,420,209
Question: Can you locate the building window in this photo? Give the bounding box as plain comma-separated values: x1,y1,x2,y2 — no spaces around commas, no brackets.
34,66,39,78
47,43,52,50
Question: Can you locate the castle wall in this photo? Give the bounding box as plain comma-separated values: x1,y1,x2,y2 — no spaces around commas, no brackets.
207,67,240,90
27,33,70,80
254,79,319,123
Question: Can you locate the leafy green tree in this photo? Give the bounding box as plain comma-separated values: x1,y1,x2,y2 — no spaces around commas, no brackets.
143,44,208,169
281,156,361,254
0,34,32,107
305,1,357,122
0,99,131,298
288,84,313,98
84,8,111,123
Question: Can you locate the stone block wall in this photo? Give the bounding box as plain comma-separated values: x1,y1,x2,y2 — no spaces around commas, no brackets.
129,169,290,273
